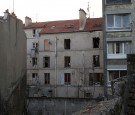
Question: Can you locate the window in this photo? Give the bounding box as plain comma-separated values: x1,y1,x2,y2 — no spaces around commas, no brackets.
64,39,70,49
106,14,131,31
93,55,100,67
32,73,38,78
32,57,37,66
109,70,127,81
64,73,71,85
106,0,131,4
43,57,50,68
108,42,131,54
33,29,36,37
44,73,50,84
32,42,38,49
64,56,71,67
44,39,50,50
89,73,103,85
93,37,100,48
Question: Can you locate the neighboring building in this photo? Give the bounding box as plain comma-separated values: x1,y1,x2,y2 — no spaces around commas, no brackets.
103,0,133,87
0,10,27,114
25,9,104,98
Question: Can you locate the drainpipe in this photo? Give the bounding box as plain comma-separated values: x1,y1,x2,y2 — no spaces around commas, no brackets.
102,0,108,98
55,37,57,97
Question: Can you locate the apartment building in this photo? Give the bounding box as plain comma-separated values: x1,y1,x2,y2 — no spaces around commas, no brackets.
103,0,134,87
25,9,104,98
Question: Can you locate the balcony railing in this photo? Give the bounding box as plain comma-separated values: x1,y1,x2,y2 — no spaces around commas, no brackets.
106,0,131,4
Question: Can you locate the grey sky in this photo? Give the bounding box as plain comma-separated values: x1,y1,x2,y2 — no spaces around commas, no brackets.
0,0,102,22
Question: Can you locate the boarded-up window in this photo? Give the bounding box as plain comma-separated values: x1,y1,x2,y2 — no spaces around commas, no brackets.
44,39,50,50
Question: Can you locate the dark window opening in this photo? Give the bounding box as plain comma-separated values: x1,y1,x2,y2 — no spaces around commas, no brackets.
33,29,36,37
43,57,50,68
44,73,50,84
32,73,38,78
64,39,70,49
93,37,100,48
89,73,103,85
93,55,100,67
65,56,70,67
64,73,71,85
32,57,37,66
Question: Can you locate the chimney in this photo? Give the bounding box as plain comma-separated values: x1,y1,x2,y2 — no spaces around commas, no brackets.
3,9,9,20
25,16,32,27
79,8,87,30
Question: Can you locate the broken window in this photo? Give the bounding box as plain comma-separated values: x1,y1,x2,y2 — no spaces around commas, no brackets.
106,0,131,4
44,73,50,84
32,73,38,78
44,39,50,50
64,39,70,49
33,29,36,37
32,57,37,66
64,73,71,85
64,56,70,67
43,57,50,68
93,55,100,67
89,73,103,85
93,37,100,48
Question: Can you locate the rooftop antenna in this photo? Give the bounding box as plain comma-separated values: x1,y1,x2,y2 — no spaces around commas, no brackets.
13,0,14,12
87,2,90,18
36,13,38,22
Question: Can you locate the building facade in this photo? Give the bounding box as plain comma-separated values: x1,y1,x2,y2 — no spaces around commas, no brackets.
103,0,134,87
25,9,104,98
0,10,27,115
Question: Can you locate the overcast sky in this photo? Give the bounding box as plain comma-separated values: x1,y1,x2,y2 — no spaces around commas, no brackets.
0,0,102,23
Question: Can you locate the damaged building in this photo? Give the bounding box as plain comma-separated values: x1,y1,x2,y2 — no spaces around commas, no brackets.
25,9,104,99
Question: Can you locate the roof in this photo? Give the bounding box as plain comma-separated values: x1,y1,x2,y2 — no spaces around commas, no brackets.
24,22,46,29
24,18,103,34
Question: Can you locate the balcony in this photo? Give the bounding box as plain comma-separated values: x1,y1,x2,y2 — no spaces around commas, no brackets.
30,48,38,57
106,0,131,5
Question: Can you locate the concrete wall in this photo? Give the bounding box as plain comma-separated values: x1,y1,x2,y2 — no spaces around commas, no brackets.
103,0,135,85
27,98,97,115
0,12,26,114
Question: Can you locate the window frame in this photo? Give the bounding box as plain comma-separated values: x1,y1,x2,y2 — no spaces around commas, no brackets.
107,42,131,54
64,39,71,49
93,37,100,48
44,73,50,85
43,56,50,68
64,56,71,68
106,13,131,31
93,55,100,67
106,0,131,5
64,73,71,85
32,57,37,66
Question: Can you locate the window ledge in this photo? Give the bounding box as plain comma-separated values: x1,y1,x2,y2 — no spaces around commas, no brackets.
106,29,132,32
107,54,127,59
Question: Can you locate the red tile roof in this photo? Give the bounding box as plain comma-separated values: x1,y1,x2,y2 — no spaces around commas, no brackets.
24,18,103,33
24,22,46,29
